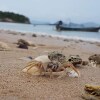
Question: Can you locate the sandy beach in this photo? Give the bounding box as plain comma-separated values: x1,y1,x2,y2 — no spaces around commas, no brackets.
0,29,100,100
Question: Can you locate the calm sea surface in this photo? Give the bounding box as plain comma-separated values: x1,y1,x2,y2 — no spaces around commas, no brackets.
0,22,100,42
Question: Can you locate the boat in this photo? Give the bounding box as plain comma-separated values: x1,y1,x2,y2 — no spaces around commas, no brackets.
56,21,100,32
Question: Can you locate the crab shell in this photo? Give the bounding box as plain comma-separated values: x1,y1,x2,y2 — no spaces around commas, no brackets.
22,55,50,75
22,55,80,77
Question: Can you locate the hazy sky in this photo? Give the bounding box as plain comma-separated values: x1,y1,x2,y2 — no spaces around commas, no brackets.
0,0,100,23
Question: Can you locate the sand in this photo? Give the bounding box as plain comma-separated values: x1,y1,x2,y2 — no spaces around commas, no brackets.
0,30,100,100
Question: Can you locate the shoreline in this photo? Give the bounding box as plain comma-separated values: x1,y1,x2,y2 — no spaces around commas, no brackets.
0,29,100,43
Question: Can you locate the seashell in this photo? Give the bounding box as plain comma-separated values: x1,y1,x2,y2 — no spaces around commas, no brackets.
22,55,51,75
63,62,80,77
67,70,79,78
34,55,50,63
22,60,44,75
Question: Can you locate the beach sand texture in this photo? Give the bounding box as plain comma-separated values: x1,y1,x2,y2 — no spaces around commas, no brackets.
0,30,100,100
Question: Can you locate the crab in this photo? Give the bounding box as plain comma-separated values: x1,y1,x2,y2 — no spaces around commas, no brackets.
22,52,81,78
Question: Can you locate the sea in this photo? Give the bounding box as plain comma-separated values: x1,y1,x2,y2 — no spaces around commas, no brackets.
0,22,100,42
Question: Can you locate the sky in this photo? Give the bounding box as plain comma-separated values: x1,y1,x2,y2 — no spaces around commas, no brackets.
0,0,100,23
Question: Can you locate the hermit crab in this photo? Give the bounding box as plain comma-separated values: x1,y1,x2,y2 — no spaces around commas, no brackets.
22,52,81,78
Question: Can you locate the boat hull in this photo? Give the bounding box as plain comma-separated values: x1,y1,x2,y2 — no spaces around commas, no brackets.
56,25,100,32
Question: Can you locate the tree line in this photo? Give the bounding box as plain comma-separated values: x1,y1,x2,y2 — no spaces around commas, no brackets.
0,11,30,24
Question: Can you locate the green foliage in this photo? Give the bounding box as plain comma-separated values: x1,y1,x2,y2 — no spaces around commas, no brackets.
0,11,30,24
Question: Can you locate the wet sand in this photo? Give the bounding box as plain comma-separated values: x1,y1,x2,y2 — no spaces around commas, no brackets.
0,30,100,100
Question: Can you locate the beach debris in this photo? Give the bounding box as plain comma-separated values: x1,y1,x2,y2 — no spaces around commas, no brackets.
32,46,38,50
96,44,100,47
0,41,10,51
17,39,35,46
89,60,97,68
38,44,46,46
20,33,25,36
79,40,84,42
44,50,49,53
81,84,100,100
88,54,100,67
63,39,70,42
62,62,80,78
48,35,52,38
32,34,37,37
18,42,28,49
17,39,35,49
8,32,18,35
85,84,100,96
89,54,100,64
17,39,29,49
19,56,33,61
67,70,79,78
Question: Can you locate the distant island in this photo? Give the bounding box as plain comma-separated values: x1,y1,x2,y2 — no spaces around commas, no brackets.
0,11,30,24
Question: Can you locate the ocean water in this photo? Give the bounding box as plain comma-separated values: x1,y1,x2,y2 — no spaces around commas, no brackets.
0,22,100,42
